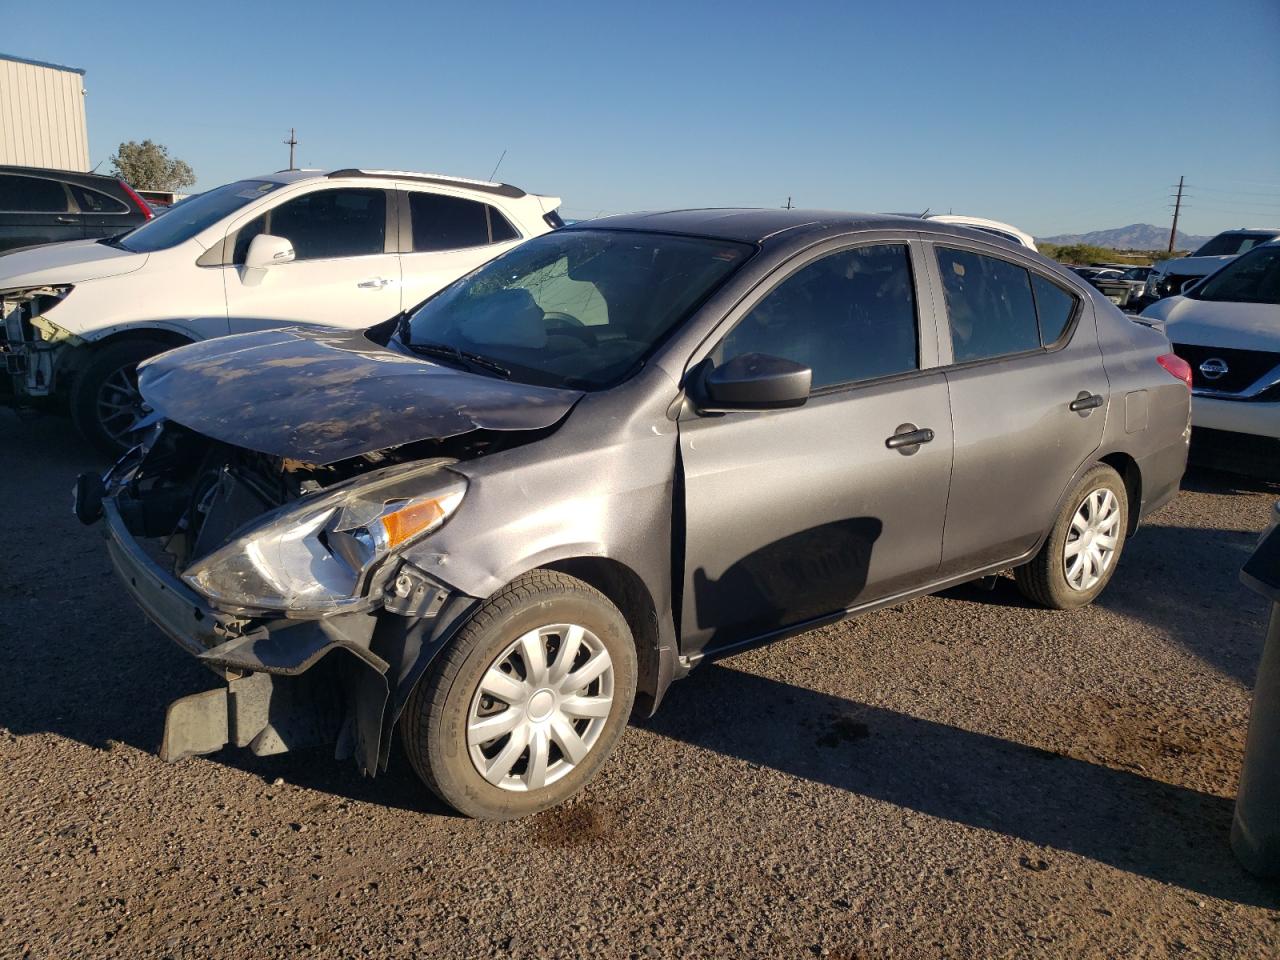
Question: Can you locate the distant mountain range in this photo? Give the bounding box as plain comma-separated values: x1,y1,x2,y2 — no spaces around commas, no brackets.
1038,223,1211,251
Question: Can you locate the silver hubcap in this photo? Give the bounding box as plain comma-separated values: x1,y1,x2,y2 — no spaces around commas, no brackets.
96,364,144,443
1064,488,1121,591
467,624,614,793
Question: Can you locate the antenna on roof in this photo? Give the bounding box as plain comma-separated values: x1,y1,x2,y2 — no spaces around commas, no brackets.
489,149,507,182
920,207,930,217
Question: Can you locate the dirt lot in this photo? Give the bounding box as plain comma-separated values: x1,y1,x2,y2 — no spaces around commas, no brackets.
1,411,1278,959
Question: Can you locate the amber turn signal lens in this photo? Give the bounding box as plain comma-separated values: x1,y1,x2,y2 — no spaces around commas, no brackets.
381,498,447,549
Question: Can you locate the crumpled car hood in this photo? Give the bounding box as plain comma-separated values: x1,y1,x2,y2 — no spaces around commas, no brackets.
138,327,583,464
0,238,148,288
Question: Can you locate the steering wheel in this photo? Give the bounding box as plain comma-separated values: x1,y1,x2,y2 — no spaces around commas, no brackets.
543,311,597,347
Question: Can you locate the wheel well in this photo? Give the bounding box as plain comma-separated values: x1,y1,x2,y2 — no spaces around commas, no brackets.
542,557,662,714
93,328,195,351
61,328,196,385
1099,452,1142,534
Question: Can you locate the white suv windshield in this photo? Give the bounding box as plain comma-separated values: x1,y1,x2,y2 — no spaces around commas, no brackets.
1193,233,1277,257
115,180,281,253
1190,246,1280,305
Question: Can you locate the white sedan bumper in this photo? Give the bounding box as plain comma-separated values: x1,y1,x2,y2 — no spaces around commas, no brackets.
1192,395,1280,440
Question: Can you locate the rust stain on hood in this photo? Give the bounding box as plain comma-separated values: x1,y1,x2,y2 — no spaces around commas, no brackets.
138,326,583,464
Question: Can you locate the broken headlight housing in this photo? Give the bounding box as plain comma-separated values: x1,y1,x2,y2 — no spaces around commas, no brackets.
182,462,466,614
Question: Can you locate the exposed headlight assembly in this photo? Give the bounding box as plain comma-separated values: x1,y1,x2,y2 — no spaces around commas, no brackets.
182,462,466,614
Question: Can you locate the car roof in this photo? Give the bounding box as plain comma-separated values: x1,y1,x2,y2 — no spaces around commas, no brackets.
562,208,929,243
0,164,124,186
246,167,531,199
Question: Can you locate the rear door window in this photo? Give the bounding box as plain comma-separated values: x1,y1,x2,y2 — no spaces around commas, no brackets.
408,192,520,251
233,188,387,262
717,243,919,389
936,247,1041,362
0,174,70,212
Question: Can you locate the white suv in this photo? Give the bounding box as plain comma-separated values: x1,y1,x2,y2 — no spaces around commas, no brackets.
1144,228,1280,303
0,168,562,452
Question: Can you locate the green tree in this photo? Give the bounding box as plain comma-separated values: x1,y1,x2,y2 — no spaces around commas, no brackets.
109,140,196,192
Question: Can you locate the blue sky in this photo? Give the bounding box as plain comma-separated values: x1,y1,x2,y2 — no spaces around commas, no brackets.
5,0,1278,237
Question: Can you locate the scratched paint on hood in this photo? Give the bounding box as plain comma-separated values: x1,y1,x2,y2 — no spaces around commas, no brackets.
138,326,583,464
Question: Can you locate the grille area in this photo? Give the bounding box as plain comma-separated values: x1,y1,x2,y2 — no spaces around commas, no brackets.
1172,342,1280,394
1159,273,1200,297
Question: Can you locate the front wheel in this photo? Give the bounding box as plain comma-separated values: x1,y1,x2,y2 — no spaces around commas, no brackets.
400,570,637,819
70,339,171,457
1015,463,1129,609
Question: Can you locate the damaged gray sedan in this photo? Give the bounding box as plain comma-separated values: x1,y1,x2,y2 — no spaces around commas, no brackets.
79,210,1191,819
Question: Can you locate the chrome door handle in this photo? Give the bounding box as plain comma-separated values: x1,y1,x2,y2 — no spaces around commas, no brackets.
55,216,78,223
1069,392,1104,412
357,278,390,289
885,423,935,454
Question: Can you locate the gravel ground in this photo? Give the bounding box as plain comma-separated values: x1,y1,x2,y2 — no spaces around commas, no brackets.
1,411,1278,959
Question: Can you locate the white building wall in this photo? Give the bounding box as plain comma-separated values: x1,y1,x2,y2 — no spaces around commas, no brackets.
0,55,90,171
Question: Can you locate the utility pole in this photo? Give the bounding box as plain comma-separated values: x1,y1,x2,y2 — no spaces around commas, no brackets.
1168,175,1185,252
283,128,299,171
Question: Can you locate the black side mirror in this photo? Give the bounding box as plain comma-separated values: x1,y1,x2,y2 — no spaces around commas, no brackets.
696,353,812,412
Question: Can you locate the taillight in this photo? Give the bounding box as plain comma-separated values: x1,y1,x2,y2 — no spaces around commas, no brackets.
1158,352,1193,390
117,179,154,220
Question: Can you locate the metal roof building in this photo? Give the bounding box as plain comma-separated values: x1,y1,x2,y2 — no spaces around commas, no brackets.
0,53,90,171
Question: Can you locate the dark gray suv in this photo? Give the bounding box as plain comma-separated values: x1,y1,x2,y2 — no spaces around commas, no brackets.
82,210,1192,818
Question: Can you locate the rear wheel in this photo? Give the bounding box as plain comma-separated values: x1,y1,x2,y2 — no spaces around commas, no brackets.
401,570,637,820
70,339,171,457
1015,463,1128,609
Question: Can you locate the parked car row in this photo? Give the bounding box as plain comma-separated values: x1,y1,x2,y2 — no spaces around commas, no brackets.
1069,264,1152,310
1146,228,1280,302
2,167,1196,818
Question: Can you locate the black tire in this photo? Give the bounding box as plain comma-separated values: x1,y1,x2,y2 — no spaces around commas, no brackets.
401,570,637,820
1015,463,1129,610
70,339,170,457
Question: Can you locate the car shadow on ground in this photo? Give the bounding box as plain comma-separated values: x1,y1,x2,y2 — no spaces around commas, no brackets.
644,663,1280,908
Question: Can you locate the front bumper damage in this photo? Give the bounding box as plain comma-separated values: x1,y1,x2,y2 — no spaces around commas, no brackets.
1,287,77,400
87,463,480,775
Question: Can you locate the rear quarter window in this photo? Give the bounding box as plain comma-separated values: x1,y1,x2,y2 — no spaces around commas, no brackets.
1030,274,1079,344
71,185,129,214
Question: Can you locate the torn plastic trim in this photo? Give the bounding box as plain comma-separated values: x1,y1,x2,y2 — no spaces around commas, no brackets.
1,285,77,397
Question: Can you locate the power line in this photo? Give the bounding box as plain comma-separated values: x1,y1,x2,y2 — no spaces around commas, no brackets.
1168,176,1185,253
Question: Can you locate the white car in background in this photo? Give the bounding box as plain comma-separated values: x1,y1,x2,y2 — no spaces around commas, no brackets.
924,214,1038,251
0,168,562,452
1141,242,1280,475
1145,227,1280,303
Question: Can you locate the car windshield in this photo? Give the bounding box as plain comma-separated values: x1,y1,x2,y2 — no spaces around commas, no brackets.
1192,233,1276,257
402,229,753,389
115,180,280,252
1189,245,1280,305
1121,267,1149,280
